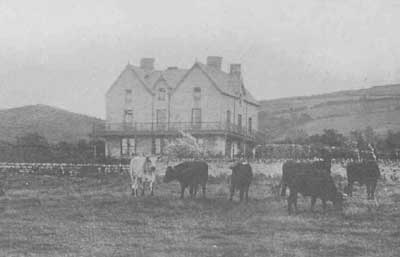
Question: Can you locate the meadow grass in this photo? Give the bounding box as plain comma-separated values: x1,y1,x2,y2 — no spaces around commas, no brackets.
0,168,399,257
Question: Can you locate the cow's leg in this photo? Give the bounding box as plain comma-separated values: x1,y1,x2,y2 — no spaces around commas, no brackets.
189,185,194,199
310,196,317,212
229,185,235,201
202,183,206,199
288,192,295,215
245,186,250,202
348,181,353,197
193,184,198,198
322,199,327,212
280,182,287,197
371,180,377,199
131,177,138,196
239,188,244,202
293,193,298,214
141,180,145,196
150,181,154,196
180,183,185,199
366,183,371,199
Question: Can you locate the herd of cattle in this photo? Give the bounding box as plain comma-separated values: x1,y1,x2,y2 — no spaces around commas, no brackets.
0,156,389,215
129,155,382,214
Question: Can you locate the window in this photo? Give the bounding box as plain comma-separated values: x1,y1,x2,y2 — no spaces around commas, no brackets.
237,114,242,128
239,94,243,106
226,110,231,124
156,109,167,130
125,89,132,104
158,88,166,101
124,110,133,124
248,117,252,132
155,138,162,154
191,108,202,128
122,138,135,156
193,87,201,100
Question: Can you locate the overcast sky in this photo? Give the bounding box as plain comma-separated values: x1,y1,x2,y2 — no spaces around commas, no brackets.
1,0,400,118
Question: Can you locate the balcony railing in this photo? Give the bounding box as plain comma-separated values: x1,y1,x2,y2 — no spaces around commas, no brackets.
93,121,265,141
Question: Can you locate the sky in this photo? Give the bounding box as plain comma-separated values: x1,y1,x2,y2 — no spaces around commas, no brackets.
1,0,400,118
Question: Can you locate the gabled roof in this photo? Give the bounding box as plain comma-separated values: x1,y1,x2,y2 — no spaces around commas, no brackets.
195,62,259,106
109,61,259,106
152,68,188,89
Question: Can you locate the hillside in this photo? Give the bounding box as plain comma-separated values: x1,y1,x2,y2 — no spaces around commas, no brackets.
259,84,400,140
0,105,104,143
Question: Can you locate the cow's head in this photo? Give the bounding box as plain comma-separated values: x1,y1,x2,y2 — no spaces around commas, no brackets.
163,166,176,183
144,155,161,173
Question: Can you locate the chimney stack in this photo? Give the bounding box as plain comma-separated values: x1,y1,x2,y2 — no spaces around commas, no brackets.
230,64,241,79
140,58,155,71
206,56,223,70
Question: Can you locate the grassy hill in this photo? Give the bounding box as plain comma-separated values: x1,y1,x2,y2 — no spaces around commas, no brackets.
0,104,104,143
259,84,400,140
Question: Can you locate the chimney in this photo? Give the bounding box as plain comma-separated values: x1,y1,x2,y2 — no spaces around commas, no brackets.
206,56,222,70
230,64,241,79
140,58,155,71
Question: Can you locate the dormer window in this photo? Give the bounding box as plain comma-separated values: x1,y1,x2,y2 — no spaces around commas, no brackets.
125,89,132,104
158,88,166,101
193,87,201,100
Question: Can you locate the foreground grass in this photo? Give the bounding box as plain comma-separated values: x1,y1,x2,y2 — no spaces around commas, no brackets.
0,172,399,257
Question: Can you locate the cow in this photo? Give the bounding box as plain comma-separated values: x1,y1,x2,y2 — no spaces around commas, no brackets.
280,159,331,197
345,160,380,200
163,161,208,199
129,155,159,196
281,168,343,214
229,161,253,202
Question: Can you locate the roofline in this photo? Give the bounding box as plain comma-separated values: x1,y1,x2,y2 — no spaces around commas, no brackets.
171,62,259,106
170,63,222,96
152,74,171,90
106,65,155,97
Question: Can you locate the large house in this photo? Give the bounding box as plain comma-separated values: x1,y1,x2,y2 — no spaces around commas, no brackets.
96,56,263,158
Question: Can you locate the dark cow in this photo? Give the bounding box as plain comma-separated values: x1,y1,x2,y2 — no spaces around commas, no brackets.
280,159,331,197
346,160,380,200
163,161,208,199
282,168,343,214
229,162,253,202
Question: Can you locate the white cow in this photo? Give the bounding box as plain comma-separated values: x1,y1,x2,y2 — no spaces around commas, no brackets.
129,155,159,196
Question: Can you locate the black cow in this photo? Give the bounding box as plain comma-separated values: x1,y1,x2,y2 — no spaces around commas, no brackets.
282,168,343,214
163,161,208,199
346,160,380,200
229,162,253,202
280,159,331,197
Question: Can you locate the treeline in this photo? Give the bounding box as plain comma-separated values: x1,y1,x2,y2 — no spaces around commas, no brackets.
273,127,400,159
0,132,108,163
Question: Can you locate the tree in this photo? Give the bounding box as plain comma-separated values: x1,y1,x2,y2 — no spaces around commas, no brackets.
17,132,53,162
319,129,347,147
349,130,367,150
364,126,376,145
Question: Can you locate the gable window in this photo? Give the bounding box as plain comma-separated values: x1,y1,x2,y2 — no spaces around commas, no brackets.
123,109,133,124
125,89,132,104
193,87,201,100
158,88,166,101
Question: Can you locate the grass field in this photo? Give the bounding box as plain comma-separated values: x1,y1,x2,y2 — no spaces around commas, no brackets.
0,165,399,257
